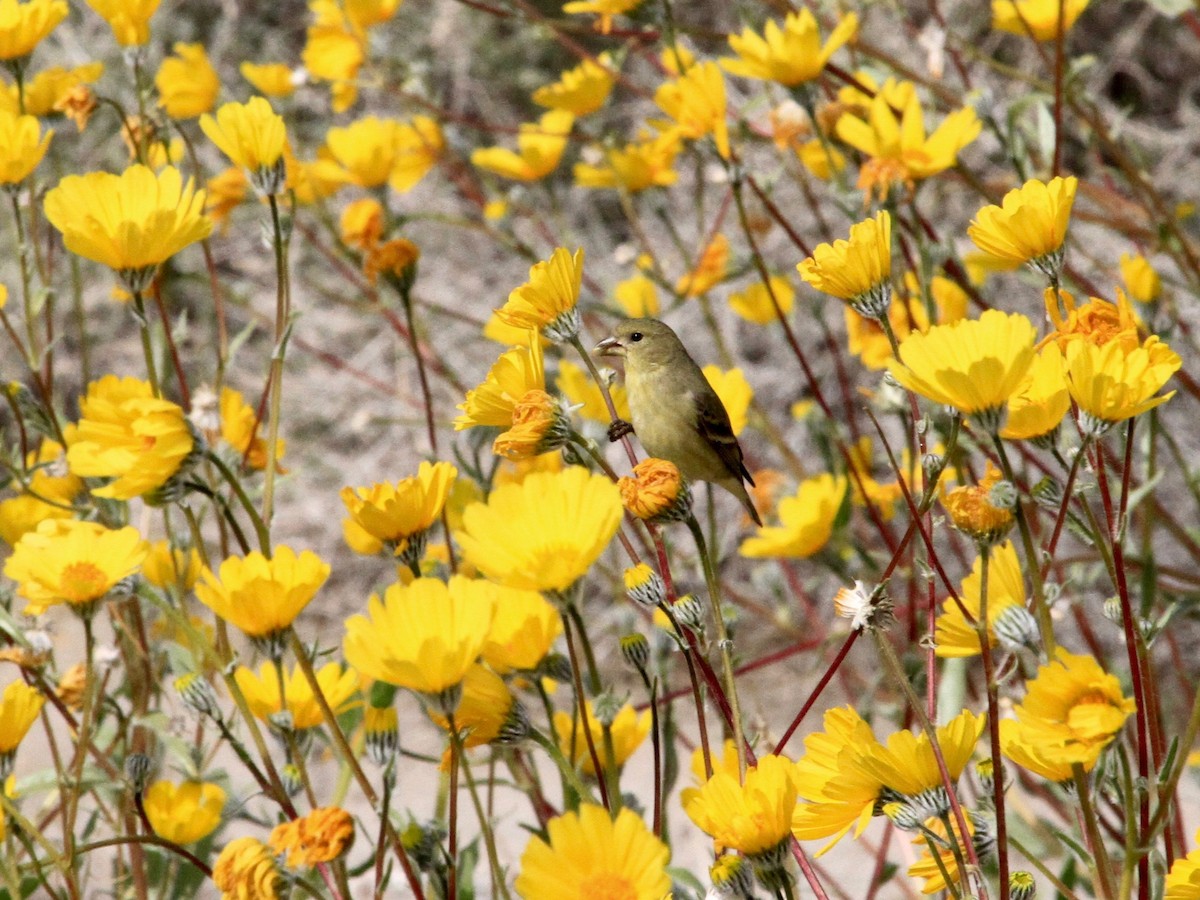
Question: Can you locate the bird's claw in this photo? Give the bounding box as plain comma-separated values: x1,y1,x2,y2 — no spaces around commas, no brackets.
607,419,634,442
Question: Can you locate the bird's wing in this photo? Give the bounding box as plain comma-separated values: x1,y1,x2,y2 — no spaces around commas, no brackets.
693,388,756,487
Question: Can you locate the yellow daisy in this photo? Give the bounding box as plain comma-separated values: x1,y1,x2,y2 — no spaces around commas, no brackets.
43,165,212,292
739,473,846,559
455,466,623,594
342,576,494,703
471,109,574,182
144,781,225,844
194,546,331,644
515,804,669,900
5,519,147,616
721,9,858,86
888,309,1038,433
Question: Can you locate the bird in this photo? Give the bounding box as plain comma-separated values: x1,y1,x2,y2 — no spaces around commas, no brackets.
595,317,762,526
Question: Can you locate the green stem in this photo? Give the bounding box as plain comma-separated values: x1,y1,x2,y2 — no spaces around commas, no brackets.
131,291,161,398
1072,763,1117,899
262,193,290,528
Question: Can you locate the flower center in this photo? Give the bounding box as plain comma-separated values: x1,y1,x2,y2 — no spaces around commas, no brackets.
60,561,110,602
578,872,637,900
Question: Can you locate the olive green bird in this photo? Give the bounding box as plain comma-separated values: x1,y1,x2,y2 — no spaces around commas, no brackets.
596,318,762,526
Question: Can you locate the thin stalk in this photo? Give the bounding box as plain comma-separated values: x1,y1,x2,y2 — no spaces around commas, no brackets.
262,193,290,527
131,291,161,397
686,513,747,779
974,544,1010,896
1072,764,1117,899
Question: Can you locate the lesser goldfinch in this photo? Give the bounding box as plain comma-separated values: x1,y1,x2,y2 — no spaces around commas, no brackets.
596,318,762,526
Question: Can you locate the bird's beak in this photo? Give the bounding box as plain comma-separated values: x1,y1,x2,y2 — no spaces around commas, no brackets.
594,336,624,358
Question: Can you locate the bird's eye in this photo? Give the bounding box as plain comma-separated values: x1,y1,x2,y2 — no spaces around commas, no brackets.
630,332,643,342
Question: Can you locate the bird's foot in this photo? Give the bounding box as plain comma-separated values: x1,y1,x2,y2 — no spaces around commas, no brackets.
607,419,634,442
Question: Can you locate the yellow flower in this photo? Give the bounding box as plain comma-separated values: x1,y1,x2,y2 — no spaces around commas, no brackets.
200,98,287,194
144,781,225,844
935,541,1035,657
325,115,402,187
560,0,642,35
993,0,1089,39
554,701,650,776
390,115,443,193
889,309,1037,432
303,0,363,113
702,365,752,436
1165,830,1200,900
457,341,546,428
1001,343,1070,441
942,461,1014,543
240,62,296,98
1004,648,1135,770
342,576,494,700
195,546,331,641
798,211,892,317
1120,252,1161,304
142,539,202,590
0,109,47,184
155,43,219,119
1042,287,1140,352
482,586,561,673
12,61,101,116
205,167,248,231
340,461,457,559
220,386,285,471
655,60,730,160
84,0,159,46
345,0,401,29
676,233,729,297
0,0,65,60
471,109,574,182
722,9,858,86
739,473,846,559
455,466,623,593
44,165,211,291
796,138,846,179
339,197,384,251
683,754,798,856
427,663,517,751
363,237,419,287
574,130,681,192
619,458,687,521
516,804,669,900
492,390,571,460
556,358,630,423
613,273,660,317
533,53,615,116
856,708,985,798
4,519,147,615
270,807,354,868
791,706,885,853
0,680,44,755
212,836,281,900
836,92,980,196
1063,334,1180,433
729,274,794,324
235,661,358,730
494,246,584,341
968,176,1077,280
63,374,193,499
787,710,892,854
